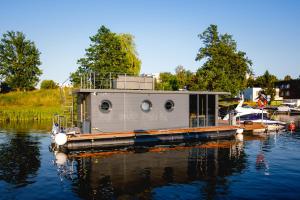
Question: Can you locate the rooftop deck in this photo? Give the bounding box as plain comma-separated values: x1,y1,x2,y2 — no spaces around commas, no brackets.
73,88,230,95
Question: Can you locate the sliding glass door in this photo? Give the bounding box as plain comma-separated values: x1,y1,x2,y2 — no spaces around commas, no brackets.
189,94,216,127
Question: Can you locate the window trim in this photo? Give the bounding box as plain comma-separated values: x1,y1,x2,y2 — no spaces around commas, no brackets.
165,100,175,112
141,100,152,112
99,100,112,113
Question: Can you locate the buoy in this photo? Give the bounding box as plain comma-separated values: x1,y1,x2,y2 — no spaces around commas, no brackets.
236,129,244,141
54,133,67,146
236,128,244,134
288,121,296,132
55,152,67,165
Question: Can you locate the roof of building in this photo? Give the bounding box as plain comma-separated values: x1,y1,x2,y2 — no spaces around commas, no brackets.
73,89,230,95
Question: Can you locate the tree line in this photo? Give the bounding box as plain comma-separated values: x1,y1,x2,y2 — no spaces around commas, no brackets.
0,25,298,99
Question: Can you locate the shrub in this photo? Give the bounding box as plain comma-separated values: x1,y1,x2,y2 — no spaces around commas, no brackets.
40,80,59,89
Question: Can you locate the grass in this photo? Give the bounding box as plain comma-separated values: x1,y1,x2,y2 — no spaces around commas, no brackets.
0,89,63,122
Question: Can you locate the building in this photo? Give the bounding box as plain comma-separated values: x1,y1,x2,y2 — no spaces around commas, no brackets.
276,79,300,106
76,89,227,133
242,87,282,102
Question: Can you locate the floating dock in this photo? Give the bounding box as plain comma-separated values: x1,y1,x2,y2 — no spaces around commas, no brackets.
60,125,239,150
52,122,282,151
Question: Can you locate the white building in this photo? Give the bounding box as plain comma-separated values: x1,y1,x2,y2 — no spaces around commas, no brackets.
242,87,283,102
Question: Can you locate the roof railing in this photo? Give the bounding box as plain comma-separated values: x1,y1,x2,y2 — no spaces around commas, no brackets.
79,72,155,90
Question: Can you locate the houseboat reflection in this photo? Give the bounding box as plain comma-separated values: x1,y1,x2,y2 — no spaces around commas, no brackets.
54,141,246,199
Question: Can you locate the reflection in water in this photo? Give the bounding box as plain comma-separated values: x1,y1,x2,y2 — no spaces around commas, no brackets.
0,120,51,133
0,133,41,186
54,141,246,199
256,151,269,175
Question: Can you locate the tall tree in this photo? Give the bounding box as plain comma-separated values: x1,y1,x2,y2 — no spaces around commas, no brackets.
195,25,252,95
0,31,42,91
71,26,141,86
255,70,278,101
155,72,179,91
175,65,194,90
246,76,257,88
283,75,292,81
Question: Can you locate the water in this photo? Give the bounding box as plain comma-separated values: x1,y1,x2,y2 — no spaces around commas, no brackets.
1,120,300,200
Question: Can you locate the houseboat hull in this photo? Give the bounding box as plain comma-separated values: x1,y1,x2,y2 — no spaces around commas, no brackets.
53,126,239,151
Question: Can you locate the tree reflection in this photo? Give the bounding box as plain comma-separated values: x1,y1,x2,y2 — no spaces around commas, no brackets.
0,133,40,186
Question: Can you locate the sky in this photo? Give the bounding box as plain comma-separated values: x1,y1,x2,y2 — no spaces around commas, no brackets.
1,0,300,84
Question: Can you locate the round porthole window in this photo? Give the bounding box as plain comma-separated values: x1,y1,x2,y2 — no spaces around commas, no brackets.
100,100,112,113
165,100,175,111
141,100,152,112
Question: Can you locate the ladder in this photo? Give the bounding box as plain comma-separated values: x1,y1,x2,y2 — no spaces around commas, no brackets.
59,81,75,129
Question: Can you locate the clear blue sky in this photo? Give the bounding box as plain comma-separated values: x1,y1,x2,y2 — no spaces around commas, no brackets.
1,0,300,84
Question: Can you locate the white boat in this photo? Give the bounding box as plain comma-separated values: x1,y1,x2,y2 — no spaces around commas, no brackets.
223,97,286,126
277,105,290,113
290,107,300,115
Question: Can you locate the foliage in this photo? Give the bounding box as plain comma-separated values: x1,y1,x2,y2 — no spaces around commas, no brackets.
255,70,278,101
246,76,257,88
175,65,195,90
0,89,62,121
40,80,59,89
71,26,141,86
156,66,200,91
195,24,252,95
155,72,179,90
0,81,11,93
283,75,292,81
0,31,42,91
0,89,61,107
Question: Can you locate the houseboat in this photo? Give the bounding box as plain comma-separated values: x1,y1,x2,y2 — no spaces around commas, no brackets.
51,74,243,151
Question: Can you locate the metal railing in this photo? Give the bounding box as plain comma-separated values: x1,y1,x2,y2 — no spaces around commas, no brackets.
79,72,155,90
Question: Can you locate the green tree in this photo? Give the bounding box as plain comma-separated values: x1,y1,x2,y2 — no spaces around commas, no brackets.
156,72,179,90
40,80,59,89
195,25,252,95
284,75,292,81
0,31,42,91
71,26,141,86
175,65,195,90
175,65,186,88
255,70,278,101
246,76,257,88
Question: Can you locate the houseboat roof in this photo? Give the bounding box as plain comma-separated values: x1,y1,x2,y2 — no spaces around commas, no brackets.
73,89,230,95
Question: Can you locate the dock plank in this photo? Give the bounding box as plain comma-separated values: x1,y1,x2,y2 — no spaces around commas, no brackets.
67,125,238,141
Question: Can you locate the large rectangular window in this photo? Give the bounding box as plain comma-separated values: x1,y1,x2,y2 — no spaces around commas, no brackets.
207,95,216,126
198,95,206,126
189,94,197,127
189,94,216,127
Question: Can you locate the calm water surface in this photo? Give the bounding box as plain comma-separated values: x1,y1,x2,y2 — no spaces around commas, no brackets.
0,120,300,200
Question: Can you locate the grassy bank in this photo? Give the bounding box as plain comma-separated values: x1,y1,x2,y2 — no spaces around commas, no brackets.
0,89,62,122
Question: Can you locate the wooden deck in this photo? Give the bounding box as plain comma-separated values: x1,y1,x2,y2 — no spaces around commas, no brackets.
62,125,240,150
67,125,239,142
239,123,265,131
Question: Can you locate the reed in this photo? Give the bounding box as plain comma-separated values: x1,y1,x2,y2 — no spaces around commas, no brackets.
0,89,63,122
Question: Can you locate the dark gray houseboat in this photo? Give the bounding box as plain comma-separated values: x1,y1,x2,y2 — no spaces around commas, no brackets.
52,74,242,150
